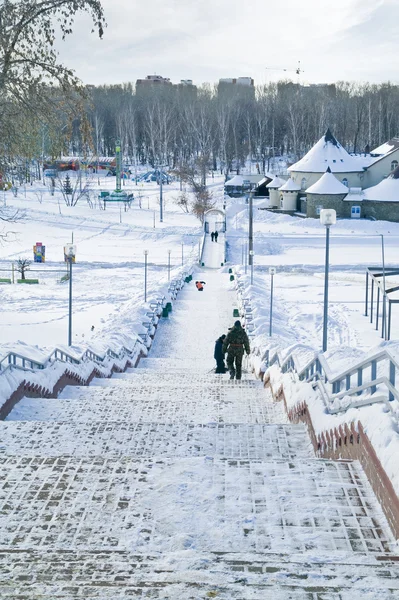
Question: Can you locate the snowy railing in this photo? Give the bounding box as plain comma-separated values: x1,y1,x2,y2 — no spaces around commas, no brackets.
0,295,169,375
232,268,399,417
262,346,399,418
0,268,194,379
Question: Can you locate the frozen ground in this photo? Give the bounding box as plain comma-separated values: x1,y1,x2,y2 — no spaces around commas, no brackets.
1,270,399,597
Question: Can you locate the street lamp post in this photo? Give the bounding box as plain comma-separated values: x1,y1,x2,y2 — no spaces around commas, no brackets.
159,166,164,223
249,250,254,285
167,249,171,281
248,190,254,268
269,267,276,336
380,234,387,340
64,244,77,347
320,209,336,352
144,250,148,302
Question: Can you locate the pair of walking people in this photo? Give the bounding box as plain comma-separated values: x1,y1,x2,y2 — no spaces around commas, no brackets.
214,320,250,379
210,231,218,242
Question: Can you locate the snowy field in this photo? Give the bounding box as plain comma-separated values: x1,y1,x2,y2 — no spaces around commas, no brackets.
1,173,399,379
0,172,210,355
226,198,399,351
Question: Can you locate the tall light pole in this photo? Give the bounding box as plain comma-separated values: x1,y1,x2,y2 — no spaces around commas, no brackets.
144,250,148,302
320,209,336,352
249,250,254,285
167,249,171,281
248,190,254,268
381,234,387,340
159,166,164,223
64,244,76,347
269,267,276,336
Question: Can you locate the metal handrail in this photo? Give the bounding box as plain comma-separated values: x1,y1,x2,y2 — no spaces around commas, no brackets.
0,293,170,375
232,267,399,411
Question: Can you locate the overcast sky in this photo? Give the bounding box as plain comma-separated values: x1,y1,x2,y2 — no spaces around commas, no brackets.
57,0,398,87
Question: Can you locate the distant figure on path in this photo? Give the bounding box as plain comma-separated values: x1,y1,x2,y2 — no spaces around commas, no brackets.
214,231,219,242
211,231,215,242
214,334,227,373
195,281,206,292
222,320,250,380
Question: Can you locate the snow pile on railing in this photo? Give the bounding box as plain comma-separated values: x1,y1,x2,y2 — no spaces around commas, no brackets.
232,266,399,499
0,264,195,409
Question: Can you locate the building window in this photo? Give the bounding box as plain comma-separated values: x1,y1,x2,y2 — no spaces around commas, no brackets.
391,160,398,171
342,178,348,187
301,177,307,190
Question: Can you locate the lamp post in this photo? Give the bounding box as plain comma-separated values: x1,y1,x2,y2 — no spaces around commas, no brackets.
159,165,164,223
64,244,77,347
269,267,276,336
320,209,336,352
167,249,171,281
249,250,254,285
248,190,254,268
144,250,148,302
380,234,387,340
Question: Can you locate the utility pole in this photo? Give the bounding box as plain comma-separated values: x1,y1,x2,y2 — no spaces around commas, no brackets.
381,234,387,340
269,267,276,336
159,166,163,223
144,250,148,302
248,191,254,268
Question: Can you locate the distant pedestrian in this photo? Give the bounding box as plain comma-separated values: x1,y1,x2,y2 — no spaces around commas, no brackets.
195,280,206,292
211,231,215,242
214,334,227,373
222,320,250,380
214,231,219,242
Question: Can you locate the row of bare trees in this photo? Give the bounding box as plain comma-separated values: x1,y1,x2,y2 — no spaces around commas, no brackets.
2,6,399,184
79,80,399,182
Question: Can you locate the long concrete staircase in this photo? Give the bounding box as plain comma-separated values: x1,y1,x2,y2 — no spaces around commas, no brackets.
1,271,399,598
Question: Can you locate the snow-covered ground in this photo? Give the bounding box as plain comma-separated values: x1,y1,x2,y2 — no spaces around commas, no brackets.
0,173,210,355
1,175,399,383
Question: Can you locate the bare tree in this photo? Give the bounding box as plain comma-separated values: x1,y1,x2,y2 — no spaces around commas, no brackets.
16,257,31,279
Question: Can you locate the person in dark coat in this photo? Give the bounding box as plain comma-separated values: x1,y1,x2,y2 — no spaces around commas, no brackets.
211,231,215,242
222,320,250,380
214,334,226,373
214,230,219,242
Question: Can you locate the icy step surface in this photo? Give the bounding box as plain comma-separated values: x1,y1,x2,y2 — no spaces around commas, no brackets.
0,422,311,459
8,383,287,424
0,456,392,554
1,550,399,599
2,270,399,597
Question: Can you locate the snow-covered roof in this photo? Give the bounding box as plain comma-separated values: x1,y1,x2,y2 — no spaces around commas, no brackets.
363,167,399,202
370,138,399,156
266,176,286,189
305,169,349,196
224,175,244,187
288,129,365,174
279,178,301,192
258,175,273,186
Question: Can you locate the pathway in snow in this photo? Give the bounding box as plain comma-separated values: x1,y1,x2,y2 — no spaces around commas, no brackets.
201,231,225,268
1,271,399,598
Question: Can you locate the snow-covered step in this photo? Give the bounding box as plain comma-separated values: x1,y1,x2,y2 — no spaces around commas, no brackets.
0,456,393,556
1,549,399,599
0,422,312,459
5,389,287,424
92,372,262,387
137,357,216,370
